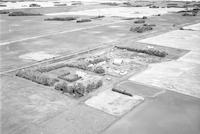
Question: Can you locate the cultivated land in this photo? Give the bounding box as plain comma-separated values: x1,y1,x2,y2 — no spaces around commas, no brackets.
1,1,200,134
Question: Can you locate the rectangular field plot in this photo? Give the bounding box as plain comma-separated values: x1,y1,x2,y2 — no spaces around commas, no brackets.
85,90,144,116
15,44,187,98
115,81,164,98
134,30,200,98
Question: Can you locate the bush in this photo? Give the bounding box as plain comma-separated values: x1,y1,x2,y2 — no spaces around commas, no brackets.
130,25,153,33
66,61,106,74
66,61,89,70
123,2,133,7
0,4,6,7
149,5,159,8
193,8,199,14
66,57,107,74
16,69,59,86
182,11,197,16
44,17,77,21
54,75,103,97
54,82,74,93
71,1,82,5
177,10,187,13
54,4,67,6
76,19,91,23
91,15,105,19
134,19,145,24
8,11,42,16
142,16,147,19
87,80,103,91
116,46,168,57
180,27,184,30
147,48,167,57
167,3,178,8
0,11,9,14
74,78,102,96
73,82,86,97
93,66,105,74
135,5,142,7
29,4,40,7
100,2,119,6
87,57,108,64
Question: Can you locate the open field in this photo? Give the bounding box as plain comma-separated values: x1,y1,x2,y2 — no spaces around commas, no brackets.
1,5,200,72
1,1,200,134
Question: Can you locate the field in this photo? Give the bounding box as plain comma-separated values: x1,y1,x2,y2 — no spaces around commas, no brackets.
1,1,200,134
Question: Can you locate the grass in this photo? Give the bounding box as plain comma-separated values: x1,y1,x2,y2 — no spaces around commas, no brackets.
58,74,81,82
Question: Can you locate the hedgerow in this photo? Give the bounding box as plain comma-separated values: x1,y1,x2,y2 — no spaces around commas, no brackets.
116,46,168,57
8,11,42,16
44,17,77,21
16,69,59,86
36,63,67,73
